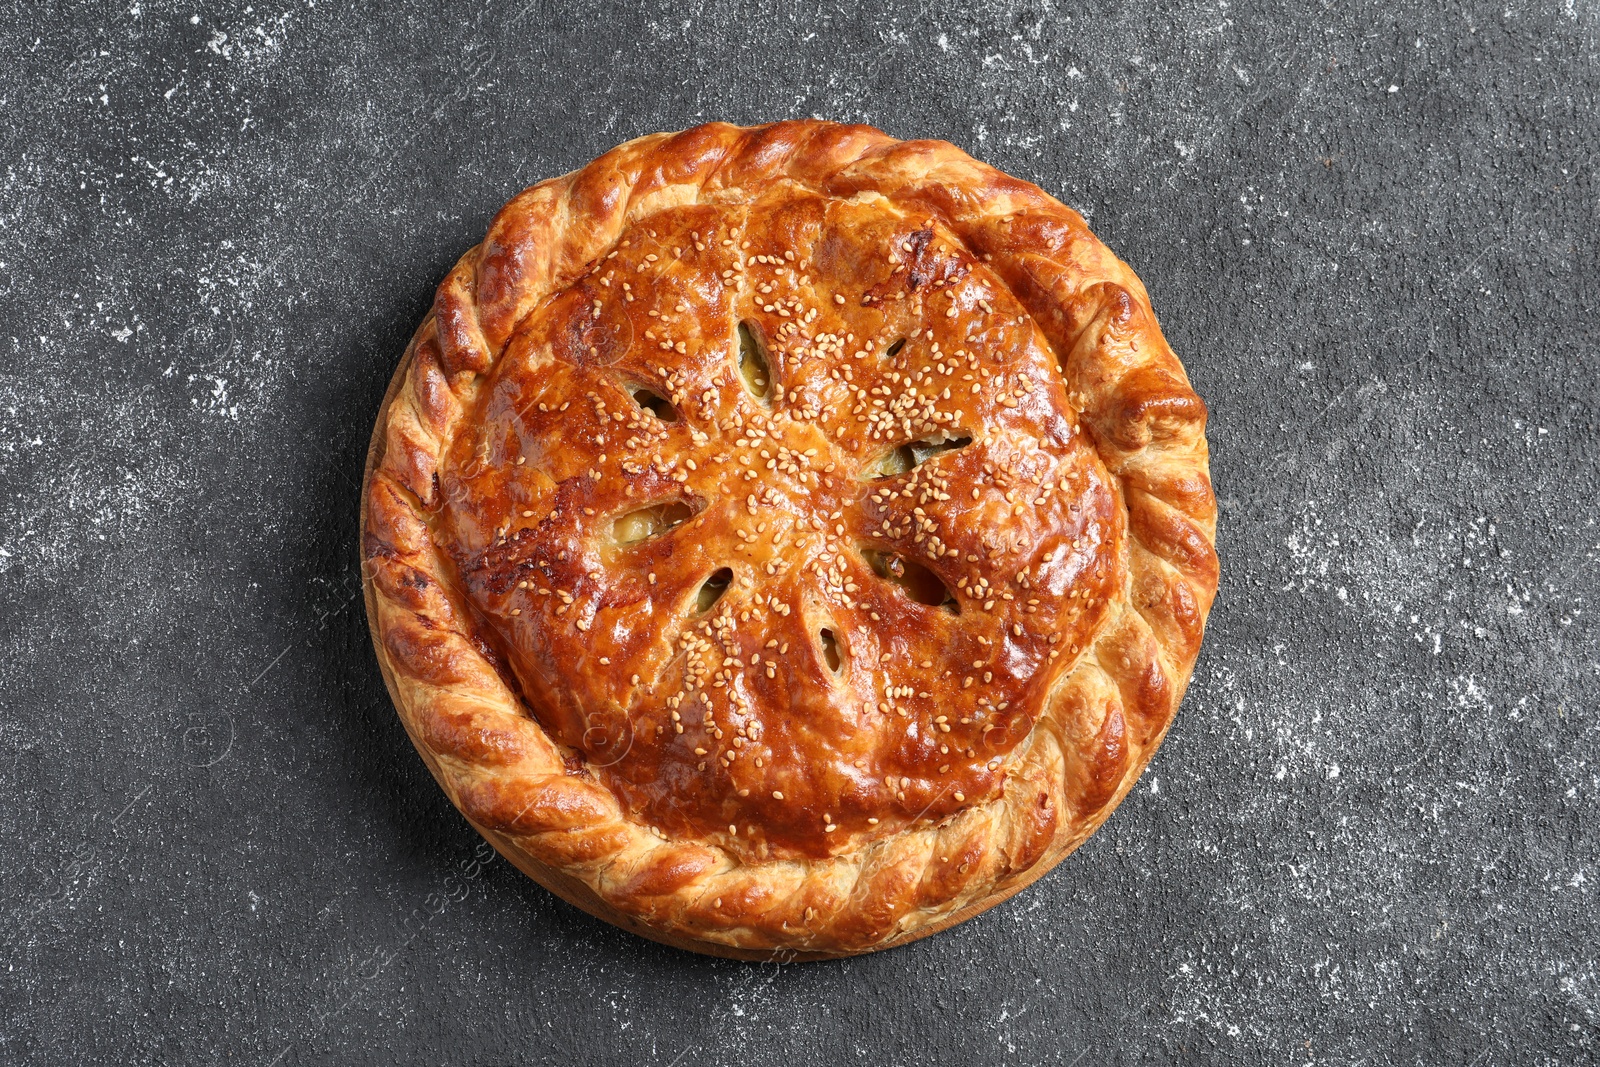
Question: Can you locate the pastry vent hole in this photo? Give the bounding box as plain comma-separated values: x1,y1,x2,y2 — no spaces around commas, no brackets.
867,435,971,479
737,321,772,402
628,384,677,422
819,628,844,673
612,501,695,545
861,549,960,614
696,568,733,613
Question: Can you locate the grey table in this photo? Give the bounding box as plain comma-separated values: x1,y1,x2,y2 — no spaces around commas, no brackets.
2,2,1595,1063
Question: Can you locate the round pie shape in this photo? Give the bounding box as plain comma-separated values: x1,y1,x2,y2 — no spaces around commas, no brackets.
361,120,1218,959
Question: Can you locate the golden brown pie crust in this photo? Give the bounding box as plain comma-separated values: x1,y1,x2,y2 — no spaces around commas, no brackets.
360,120,1218,959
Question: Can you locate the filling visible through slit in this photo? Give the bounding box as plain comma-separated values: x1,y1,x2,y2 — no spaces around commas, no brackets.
627,383,676,421
818,627,844,673
867,435,972,479
861,549,960,613
696,568,733,612
737,321,772,401
612,501,695,545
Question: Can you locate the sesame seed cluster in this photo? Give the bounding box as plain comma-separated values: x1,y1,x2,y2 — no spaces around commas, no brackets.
436,184,1123,860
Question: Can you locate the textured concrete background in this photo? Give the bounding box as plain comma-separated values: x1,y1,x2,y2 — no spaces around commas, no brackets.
2,1,1596,1063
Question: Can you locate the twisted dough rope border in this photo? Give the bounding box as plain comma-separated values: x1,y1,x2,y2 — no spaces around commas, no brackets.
360,120,1218,959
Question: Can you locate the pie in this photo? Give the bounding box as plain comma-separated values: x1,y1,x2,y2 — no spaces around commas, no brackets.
360,120,1218,959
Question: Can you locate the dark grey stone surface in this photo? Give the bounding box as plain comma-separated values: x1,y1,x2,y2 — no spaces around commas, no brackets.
2,1,1596,1063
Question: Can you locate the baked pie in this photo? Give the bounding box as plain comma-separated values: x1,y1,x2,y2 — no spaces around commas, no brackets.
361,120,1218,958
